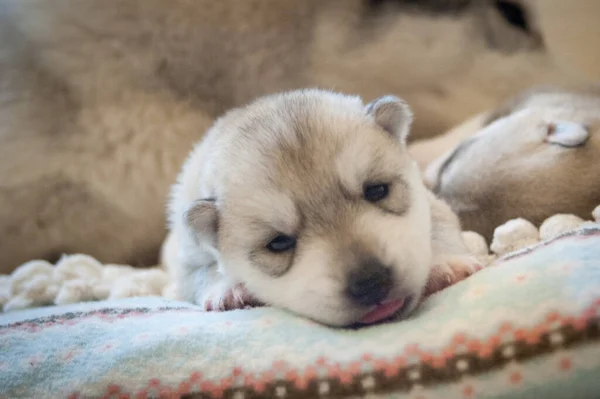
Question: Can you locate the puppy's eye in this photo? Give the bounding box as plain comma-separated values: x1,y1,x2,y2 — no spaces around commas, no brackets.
363,184,389,202
266,234,296,253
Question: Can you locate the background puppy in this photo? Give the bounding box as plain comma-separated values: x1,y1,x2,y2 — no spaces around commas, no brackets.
0,0,597,272
165,89,480,327
415,86,600,240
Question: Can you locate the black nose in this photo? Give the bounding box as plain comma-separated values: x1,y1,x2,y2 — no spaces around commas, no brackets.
346,259,392,306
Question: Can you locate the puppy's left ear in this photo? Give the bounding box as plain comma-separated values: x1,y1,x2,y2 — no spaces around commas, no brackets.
366,96,413,144
184,199,219,247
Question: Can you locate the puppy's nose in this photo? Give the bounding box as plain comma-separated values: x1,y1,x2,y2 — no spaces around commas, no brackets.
346,260,392,306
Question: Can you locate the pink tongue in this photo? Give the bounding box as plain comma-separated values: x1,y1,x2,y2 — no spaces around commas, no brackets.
359,298,405,324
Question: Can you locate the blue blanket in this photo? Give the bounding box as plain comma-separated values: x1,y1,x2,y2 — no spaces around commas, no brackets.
1,227,599,398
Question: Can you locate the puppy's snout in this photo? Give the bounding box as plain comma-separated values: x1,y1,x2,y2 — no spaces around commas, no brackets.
346,259,392,306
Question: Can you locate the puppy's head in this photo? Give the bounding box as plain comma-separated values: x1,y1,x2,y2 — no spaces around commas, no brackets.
425,88,600,240
186,90,432,326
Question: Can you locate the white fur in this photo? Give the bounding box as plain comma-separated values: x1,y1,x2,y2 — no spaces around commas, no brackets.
490,218,540,256
461,231,489,258
593,205,600,223
0,254,173,312
539,214,587,241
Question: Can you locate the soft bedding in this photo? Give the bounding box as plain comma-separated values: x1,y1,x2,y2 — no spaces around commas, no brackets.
1,227,599,399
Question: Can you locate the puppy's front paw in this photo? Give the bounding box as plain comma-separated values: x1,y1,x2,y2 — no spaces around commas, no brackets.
201,283,262,312
423,255,483,298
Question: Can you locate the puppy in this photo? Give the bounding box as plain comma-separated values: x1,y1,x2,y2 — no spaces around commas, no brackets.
413,86,600,240
165,89,480,327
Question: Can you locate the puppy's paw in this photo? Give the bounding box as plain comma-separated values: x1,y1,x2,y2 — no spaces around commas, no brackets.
201,282,262,312
423,255,483,298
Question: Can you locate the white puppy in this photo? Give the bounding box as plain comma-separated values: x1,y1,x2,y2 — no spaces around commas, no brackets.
410,86,600,240
165,89,480,327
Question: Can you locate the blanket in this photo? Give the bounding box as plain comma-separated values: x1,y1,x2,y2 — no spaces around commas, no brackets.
1,227,599,399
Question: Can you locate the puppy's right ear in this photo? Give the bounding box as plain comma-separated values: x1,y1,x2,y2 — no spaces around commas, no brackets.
184,199,219,247
366,95,414,144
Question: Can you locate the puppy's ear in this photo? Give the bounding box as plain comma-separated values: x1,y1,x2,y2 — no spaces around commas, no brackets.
366,96,413,144
545,121,589,147
184,199,219,247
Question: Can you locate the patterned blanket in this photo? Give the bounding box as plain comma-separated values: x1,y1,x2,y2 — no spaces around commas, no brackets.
1,227,599,399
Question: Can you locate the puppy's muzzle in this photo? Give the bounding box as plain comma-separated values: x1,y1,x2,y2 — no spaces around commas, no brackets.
346,259,392,306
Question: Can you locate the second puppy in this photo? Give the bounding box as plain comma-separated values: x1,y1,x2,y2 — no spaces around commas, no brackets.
165,89,480,327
